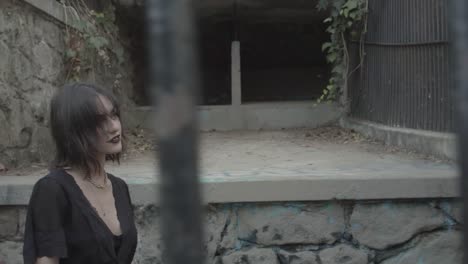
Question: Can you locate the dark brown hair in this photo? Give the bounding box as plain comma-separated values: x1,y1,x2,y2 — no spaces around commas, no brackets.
50,83,124,176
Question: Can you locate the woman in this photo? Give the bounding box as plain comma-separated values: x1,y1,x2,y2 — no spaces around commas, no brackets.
23,83,138,264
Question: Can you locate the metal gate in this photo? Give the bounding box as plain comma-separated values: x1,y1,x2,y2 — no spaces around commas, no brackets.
348,0,454,132
145,0,468,263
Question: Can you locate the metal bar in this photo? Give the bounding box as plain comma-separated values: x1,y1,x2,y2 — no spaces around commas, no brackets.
350,40,450,46
231,41,242,106
450,0,468,262
145,0,205,264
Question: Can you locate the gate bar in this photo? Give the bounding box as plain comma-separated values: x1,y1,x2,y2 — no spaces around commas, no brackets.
451,0,468,262
145,0,204,263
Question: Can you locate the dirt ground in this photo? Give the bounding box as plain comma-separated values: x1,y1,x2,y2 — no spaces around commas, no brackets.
2,126,452,177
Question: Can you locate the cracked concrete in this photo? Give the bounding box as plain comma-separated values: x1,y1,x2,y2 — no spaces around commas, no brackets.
380,230,462,264
349,202,446,250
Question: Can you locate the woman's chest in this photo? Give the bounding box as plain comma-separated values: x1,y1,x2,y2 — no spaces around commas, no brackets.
75,181,122,235
62,189,136,245
65,206,111,245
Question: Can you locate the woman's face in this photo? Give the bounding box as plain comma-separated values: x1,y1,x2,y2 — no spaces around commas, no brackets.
95,95,122,155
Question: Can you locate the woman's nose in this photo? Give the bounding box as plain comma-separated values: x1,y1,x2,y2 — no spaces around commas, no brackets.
106,118,120,133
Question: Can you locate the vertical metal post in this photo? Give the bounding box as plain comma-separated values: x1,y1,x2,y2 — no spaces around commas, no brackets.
145,0,204,263
451,0,468,263
231,41,242,106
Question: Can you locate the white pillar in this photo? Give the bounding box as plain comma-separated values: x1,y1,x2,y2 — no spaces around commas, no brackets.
231,41,241,106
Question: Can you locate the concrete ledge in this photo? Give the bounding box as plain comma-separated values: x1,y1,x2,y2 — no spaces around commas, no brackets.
0,168,458,205
22,0,80,29
128,102,342,131
340,118,457,160
203,174,458,203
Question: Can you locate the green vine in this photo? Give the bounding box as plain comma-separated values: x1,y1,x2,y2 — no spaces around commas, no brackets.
61,1,124,82
316,0,368,104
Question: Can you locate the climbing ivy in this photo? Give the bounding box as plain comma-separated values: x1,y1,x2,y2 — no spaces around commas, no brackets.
61,1,124,82
316,0,368,105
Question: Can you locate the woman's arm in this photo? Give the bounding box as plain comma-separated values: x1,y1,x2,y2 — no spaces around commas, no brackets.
36,256,59,264
23,177,68,264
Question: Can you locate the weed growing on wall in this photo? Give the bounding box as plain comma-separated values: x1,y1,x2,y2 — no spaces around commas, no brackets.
60,1,124,84
316,0,368,106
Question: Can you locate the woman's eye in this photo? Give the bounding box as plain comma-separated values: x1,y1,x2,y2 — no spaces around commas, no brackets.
97,114,107,122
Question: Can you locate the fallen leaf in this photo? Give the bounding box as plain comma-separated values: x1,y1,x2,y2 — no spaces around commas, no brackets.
0,162,8,173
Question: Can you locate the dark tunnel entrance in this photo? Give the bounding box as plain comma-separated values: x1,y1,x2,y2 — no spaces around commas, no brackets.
116,0,330,105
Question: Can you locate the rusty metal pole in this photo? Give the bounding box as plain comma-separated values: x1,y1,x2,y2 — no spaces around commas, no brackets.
145,0,204,263
451,0,468,262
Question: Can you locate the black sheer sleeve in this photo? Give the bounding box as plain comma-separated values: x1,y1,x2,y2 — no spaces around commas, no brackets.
23,177,69,263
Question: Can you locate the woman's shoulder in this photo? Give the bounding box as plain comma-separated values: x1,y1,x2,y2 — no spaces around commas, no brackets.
29,170,70,206
36,170,62,185
33,170,68,192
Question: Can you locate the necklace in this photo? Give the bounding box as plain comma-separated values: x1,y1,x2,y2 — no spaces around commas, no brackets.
85,179,108,217
85,173,108,189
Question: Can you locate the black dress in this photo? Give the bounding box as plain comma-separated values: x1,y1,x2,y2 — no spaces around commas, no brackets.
23,169,138,264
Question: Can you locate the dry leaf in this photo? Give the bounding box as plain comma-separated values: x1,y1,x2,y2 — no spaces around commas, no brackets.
0,162,8,174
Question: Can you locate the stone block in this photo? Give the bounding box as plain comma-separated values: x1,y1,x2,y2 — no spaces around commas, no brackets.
381,230,462,264
133,205,163,264
32,40,62,81
32,125,54,162
221,248,279,264
0,207,18,238
278,250,318,264
319,244,368,264
0,1,18,35
0,241,23,264
0,105,9,142
0,41,10,77
237,203,344,245
32,17,64,51
350,202,445,249
205,205,233,260
18,207,27,237
218,207,239,251
439,200,462,224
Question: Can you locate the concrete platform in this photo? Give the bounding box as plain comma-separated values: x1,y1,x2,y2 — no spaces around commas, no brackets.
0,129,459,205
341,117,457,160
126,102,342,131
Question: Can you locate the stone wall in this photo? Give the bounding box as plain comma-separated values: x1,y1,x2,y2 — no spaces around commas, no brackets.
0,0,135,168
0,199,462,264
